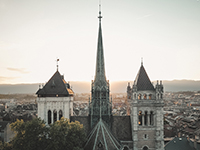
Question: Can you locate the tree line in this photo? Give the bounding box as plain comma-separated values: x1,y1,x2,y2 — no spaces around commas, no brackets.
0,117,86,150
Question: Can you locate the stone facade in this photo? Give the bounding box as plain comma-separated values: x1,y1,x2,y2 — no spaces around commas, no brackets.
37,97,73,124
128,64,164,150
36,70,74,125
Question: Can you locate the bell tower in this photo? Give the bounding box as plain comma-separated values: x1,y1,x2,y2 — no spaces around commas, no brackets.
128,61,164,150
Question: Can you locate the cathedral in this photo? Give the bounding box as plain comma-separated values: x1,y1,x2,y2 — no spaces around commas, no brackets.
36,8,164,150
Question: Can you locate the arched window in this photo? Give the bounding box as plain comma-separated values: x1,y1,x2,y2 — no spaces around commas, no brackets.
122,146,129,150
59,110,63,120
53,110,57,123
161,94,163,99
138,94,141,100
138,111,142,125
143,146,148,150
48,110,51,124
144,94,147,99
149,94,152,100
144,111,148,126
134,94,136,99
150,111,154,125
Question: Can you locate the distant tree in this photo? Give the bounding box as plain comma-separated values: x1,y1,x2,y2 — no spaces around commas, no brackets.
10,118,48,150
47,117,86,150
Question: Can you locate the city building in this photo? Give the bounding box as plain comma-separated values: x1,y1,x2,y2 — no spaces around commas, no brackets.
36,68,74,125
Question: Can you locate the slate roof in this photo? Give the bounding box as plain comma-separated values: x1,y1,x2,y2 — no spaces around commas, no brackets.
0,121,10,132
112,116,132,141
165,137,200,150
84,118,121,150
135,64,155,91
36,70,73,97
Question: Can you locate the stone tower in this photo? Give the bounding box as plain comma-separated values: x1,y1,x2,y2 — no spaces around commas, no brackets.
128,62,164,150
89,10,112,128
36,67,74,125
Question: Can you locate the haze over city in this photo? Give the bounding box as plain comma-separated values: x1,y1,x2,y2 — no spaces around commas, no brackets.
0,0,200,84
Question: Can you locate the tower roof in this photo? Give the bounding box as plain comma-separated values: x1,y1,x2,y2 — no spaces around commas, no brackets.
134,63,155,91
36,70,73,97
84,119,121,150
94,10,107,86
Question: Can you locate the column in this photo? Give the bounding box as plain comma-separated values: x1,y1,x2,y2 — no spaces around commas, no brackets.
142,114,144,126
51,109,53,124
147,113,150,126
57,110,59,121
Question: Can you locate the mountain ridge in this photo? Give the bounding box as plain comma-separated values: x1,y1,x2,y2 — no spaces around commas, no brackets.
0,80,199,94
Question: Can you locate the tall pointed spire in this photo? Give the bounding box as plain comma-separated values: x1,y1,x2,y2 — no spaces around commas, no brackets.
94,4,106,84
89,4,112,129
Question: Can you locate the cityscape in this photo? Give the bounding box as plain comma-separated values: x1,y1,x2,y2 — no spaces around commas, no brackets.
0,0,200,150
0,91,200,144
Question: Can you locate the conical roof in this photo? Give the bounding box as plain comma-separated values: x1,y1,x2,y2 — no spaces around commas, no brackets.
36,70,73,97
84,119,121,150
135,64,155,91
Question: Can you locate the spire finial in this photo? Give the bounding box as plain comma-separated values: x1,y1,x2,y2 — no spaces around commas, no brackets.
56,58,59,71
141,57,143,66
98,0,102,22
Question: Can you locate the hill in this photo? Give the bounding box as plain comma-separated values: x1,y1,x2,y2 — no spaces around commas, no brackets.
0,80,199,94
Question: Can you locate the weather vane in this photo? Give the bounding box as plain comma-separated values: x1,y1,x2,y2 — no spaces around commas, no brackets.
56,58,59,71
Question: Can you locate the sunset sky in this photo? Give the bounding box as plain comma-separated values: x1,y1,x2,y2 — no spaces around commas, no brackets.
0,0,200,84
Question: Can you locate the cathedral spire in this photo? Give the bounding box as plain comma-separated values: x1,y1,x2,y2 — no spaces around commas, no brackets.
94,4,106,84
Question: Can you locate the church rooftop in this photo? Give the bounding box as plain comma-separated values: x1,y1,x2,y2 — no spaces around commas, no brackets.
36,70,73,97
134,62,155,91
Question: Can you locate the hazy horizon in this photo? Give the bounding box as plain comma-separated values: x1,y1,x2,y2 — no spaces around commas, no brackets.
0,79,200,94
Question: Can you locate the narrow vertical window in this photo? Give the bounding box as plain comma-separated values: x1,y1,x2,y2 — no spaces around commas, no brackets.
59,110,63,120
138,111,142,125
144,94,147,99
144,111,148,125
53,110,57,123
138,94,141,100
150,111,154,125
48,110,51,124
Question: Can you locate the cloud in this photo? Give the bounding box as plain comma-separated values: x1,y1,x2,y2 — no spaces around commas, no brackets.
136,14,154,20
7,68,30,74
0,76,19,83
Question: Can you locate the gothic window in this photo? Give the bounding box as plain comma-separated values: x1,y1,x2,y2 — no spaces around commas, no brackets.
122,146,129,150
134,94,136,99
143,146,148,150
48,110,51,124
149,94,152,100
59,110,63,120
101,91,106,98
144,111,148,125
150,111,154,125
138,111,142,125
161,94,163,99
144,94,147,99
143,134,148,140
95,91,100,98
97,141,103,148
138,94,141,100
53,110,57,123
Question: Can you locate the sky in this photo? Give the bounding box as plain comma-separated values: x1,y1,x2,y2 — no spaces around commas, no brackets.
0,0,200,84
